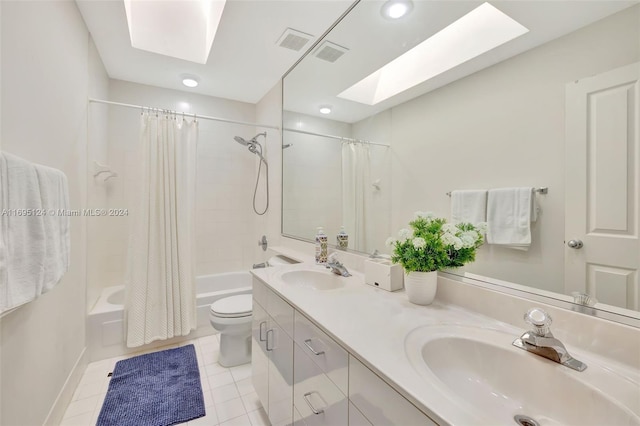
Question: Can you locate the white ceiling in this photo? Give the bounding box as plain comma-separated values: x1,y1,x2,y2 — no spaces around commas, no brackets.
284,0,639,123
76,0,353,104
77,0,638,113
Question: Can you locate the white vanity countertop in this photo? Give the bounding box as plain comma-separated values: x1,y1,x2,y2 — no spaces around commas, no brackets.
251,262,640,426
252,262,484,424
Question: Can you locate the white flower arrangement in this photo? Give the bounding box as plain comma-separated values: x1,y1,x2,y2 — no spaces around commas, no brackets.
388,212,486,273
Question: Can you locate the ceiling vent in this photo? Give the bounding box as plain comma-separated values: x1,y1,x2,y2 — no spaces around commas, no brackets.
276,28,314,52
313,40,349,63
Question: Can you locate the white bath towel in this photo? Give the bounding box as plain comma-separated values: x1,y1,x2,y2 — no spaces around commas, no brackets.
35,164,70,294
450,189,487,224
0,153,46,314
486,187,534,250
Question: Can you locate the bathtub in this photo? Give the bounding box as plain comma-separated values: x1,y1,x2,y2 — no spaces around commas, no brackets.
88,272,252,361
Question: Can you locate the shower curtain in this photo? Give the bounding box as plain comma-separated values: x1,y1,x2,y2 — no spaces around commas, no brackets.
342,142,371,250
125,112,198,348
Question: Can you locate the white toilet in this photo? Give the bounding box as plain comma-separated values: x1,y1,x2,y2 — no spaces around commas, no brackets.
209,294,253,367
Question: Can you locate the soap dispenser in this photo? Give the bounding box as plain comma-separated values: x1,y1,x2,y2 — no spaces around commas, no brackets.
337,226,349,250
315,227,328,264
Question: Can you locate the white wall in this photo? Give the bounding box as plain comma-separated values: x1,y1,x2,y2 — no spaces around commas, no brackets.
0,1,108,424
282,111,348,241
91,80,260,291
86,40,110,312
255,81,284,263
351,110,393,254
390,5,639,293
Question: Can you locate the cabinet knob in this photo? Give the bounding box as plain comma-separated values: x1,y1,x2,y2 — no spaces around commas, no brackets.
304,339,325,355
303,392,325,415
259,321,267,342
266,329,274,351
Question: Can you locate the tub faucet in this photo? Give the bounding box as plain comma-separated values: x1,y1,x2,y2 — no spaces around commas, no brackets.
326,253,351,277
512,308,587,372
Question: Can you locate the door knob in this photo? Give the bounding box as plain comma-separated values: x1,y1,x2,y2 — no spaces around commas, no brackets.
567,240,583,249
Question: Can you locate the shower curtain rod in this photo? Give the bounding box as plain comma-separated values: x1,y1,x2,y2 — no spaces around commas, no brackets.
88,98,280,131
283,127,390,147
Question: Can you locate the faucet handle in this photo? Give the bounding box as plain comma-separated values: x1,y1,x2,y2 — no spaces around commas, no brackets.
524,308,552,336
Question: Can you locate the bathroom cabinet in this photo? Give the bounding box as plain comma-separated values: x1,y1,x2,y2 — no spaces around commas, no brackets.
252,280,294,426
252,277,436,425
293,308,349,424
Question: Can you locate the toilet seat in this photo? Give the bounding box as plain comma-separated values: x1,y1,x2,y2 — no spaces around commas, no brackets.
210,294,252,318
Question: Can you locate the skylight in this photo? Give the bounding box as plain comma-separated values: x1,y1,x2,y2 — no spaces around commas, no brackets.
124,0,227,64
338,3,529,105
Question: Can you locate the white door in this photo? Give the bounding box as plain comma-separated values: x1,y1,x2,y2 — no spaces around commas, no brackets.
565,62,640,311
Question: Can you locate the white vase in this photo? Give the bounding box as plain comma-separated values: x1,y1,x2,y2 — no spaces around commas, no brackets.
404,271,437,305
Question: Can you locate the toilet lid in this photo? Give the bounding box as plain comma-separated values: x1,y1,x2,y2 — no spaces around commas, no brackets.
210,295,252,318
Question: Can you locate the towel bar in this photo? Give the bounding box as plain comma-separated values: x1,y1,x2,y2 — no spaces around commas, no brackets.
446,187,548,197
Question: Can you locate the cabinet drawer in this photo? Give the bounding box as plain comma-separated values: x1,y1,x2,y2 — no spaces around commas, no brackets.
349,356,436,426
294,342,348,426
294,311,348,395
267,287,294,338
252,277,268,308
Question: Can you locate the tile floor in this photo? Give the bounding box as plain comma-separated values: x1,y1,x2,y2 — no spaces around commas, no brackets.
60,335,270,426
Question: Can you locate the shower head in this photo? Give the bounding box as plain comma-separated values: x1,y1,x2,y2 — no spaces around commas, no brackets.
233,133,267,162
234,136,251,146
232,133,270,216
234,132,266,147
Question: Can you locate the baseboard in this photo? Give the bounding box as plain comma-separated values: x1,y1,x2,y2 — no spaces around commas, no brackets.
43,347,88,426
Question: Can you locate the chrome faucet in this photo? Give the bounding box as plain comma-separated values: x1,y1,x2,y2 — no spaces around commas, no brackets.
326,253,351,277
512,308,587,372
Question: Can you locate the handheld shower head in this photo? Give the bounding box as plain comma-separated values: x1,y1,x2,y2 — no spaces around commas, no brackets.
231,133,270,216
234,136,250,146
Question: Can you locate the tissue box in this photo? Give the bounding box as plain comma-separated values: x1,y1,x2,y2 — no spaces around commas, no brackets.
364,259,404,291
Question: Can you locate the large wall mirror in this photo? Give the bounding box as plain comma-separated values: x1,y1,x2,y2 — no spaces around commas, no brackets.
282,0,640,322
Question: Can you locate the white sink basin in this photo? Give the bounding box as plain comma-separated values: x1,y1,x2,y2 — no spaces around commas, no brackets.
405,325,640,426
280,270,345,291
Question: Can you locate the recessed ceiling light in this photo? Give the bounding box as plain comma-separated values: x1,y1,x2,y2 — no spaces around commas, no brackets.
182,76,199,88
381,0,413,19
340,2,528,105
319,106,332,114
124,0,226,64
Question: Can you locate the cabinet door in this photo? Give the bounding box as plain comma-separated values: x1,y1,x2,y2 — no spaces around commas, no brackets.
294,342,348,426
268,319,294,426
349,356,436,426
252,300,269,414
268,287,295,338
253,277,268,307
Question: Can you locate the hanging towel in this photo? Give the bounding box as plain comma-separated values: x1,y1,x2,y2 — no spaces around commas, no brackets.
35,164,70,293
0,153,70,315
0,153,46,314
486,187,534,250
450,189,487,224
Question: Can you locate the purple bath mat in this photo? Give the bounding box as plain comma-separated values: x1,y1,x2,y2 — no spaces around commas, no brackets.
96,344,205,426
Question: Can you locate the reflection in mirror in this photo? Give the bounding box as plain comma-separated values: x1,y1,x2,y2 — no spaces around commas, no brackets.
282,111,391,253
282,1,640,321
